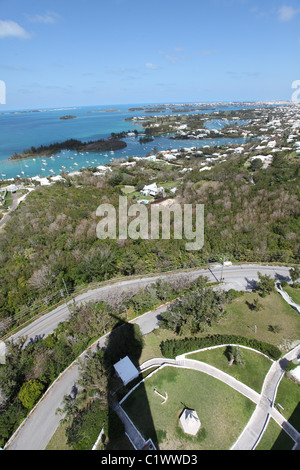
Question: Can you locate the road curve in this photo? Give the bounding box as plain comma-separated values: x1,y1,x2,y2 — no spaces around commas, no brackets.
231,344,300,450
4,264,295,450
9,264,291,346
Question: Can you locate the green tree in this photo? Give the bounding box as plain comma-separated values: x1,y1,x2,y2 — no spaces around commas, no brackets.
252,297,262,311
78,350,108,400
289,267,300,284
226,346,245,366
160,287,226,335
257,272,275,296
250,158,263,171
18,379,44,410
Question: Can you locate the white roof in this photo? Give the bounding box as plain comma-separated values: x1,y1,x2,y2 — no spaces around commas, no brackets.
50,175,65,181
179,409,201,435
142,183,158,191
290,365,300,383
113,356,139,386
31,176,51,186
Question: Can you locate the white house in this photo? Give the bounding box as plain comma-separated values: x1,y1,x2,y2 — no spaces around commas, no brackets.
140,183,165,198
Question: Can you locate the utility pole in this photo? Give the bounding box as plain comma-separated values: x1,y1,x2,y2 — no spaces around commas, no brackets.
60,289,71,315
62,276,69,297
220,255,225,281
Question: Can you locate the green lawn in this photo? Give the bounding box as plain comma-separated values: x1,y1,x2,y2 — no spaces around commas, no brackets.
120,185,135,195
214,291,300,349
275,375,300,433
255,418,295,450
122,367,256,450
284,286,300,305
160,181,178,190
3,192,13,209
46,422,73,450
187,346,272,393
256,374,300,450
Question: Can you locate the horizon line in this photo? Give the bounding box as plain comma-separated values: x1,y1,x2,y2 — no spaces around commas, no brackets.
0,99,296,113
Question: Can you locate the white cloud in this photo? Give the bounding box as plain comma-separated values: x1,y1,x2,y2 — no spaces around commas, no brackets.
145,62,159,69
278,5,299,22
0,20,31,39
158,50,187,64
197,49,219,56
26,11,60,24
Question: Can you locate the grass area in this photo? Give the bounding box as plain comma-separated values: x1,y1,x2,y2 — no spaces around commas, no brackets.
46,289,299,451
122,367,256,450
187,347,272,393
138,329,176,365
213,291,300,351
0,191,12,212
275,375,300,433
130,191,153,201
3,192,13,209
256,418,295,450
284,286,300,305
46,411,134,451
46,421,73,450
256,374,300,450
120,185,135,194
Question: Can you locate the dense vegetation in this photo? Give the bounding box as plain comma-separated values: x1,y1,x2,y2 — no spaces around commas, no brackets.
0,146,299,334
8,137,127,160
0,275,200,447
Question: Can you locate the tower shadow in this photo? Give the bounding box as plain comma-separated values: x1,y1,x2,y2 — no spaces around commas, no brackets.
102,316,158,450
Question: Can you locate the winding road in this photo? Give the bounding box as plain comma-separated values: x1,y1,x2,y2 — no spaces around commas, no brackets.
0,192,18,229
3,263,300,450
8,264,291,345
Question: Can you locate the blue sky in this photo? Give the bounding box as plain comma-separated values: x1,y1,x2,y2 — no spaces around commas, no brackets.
0,0,300,109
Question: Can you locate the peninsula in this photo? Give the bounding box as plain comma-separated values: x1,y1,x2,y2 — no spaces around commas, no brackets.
8,137,127,161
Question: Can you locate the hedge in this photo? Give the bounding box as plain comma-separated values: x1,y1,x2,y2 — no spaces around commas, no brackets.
160,334,282,360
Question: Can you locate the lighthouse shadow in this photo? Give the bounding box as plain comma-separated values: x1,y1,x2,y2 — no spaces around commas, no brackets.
103,317,158,450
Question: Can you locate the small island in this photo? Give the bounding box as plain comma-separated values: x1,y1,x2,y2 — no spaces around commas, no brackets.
8,137,127,161
59,115,77,120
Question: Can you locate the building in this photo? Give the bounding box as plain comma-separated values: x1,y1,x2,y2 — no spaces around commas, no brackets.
113,356,139,386
140,183,165,198
179,409,201,436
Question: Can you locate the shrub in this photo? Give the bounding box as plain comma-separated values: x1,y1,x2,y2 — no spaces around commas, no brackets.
66,400,109,450
160,334,282,360
18,379,45,410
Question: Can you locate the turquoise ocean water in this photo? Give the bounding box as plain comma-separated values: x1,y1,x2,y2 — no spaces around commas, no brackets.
0,103,248,180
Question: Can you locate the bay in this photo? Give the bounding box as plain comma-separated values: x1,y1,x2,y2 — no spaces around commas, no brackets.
0,103,249,180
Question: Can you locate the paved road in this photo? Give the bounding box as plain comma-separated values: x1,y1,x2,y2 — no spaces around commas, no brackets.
9,264,291,346
3,264,295,450
5,308,160,450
